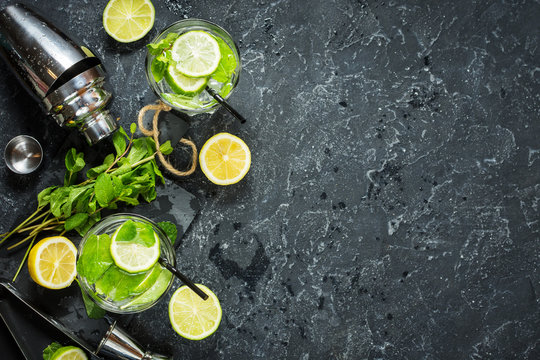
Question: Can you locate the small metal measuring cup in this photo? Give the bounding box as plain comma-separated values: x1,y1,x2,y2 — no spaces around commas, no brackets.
4,135,43,174
97,320,172,360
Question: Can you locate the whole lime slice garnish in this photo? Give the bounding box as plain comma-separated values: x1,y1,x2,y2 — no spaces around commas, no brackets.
110,220,160,273
171,31,221,78
103,0,155,43
169,284,222,340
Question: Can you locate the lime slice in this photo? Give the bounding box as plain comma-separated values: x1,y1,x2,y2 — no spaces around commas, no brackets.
120,267,172,309
110,221,160,273
171,31,221,78
165,64,208,96
103,0,155,43
169,284,222,340
50,346,87,360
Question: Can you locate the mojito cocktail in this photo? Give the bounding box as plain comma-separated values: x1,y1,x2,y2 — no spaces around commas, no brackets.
77,214,174,313
145,19,241,114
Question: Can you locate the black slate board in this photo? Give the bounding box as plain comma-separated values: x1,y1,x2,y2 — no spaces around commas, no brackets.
0,115,199,359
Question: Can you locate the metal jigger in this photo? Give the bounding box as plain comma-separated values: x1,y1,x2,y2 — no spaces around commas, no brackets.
97,321,172,360
0,3,117,144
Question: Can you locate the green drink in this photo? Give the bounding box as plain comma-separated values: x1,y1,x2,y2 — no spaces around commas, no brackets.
77,214,175,313
145,19,241,114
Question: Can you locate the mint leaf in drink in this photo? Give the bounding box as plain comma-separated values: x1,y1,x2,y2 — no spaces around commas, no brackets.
95,265,156,301
211,36,237,83
158,221,177,245
95,173,114,207
134,222,156,247
161,92,202,109
115,220,137,242
43,341,63,360
151,57,167,83
79,282,106,319
64,213,88,231
115,220,156,247
77,234,113,283
159,140,173,155
219,83,233,98
147,32,179,55
112,130,127,158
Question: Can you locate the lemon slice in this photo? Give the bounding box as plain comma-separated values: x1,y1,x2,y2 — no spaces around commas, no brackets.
169,284,222,340
165,64,208,96
110,220,160,273
199,133,251,185
50,346,87,360
28,236,77,290
103,0,155,43
171,31,221,78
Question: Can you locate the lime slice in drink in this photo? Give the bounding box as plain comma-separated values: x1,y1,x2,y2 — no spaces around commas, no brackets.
110,220,160,273
161,93,203,110
50,346,87,360
103,0,155,43
120,267,173,309
169,284,222,340
171,31,221,78
165,64,208,96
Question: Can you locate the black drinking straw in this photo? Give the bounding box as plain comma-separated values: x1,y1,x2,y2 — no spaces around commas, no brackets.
205,86,247,124
158,257,209,301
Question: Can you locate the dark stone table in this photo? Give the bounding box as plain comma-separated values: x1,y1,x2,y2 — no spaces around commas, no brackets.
0,0,539,359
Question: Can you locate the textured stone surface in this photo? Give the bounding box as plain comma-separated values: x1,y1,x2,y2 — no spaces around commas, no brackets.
0,0,539,359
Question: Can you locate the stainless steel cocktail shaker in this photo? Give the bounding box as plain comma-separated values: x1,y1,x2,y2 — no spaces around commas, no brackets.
0,3,117,144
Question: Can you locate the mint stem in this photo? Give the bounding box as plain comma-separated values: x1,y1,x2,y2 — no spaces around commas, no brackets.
12,234,37,282
0,207,45,246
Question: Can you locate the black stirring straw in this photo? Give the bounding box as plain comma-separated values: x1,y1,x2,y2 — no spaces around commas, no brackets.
159,257,209,301
205,86,247,124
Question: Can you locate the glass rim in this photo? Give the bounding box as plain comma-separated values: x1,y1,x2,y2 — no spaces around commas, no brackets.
77,213,176,314
145,18,242,114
